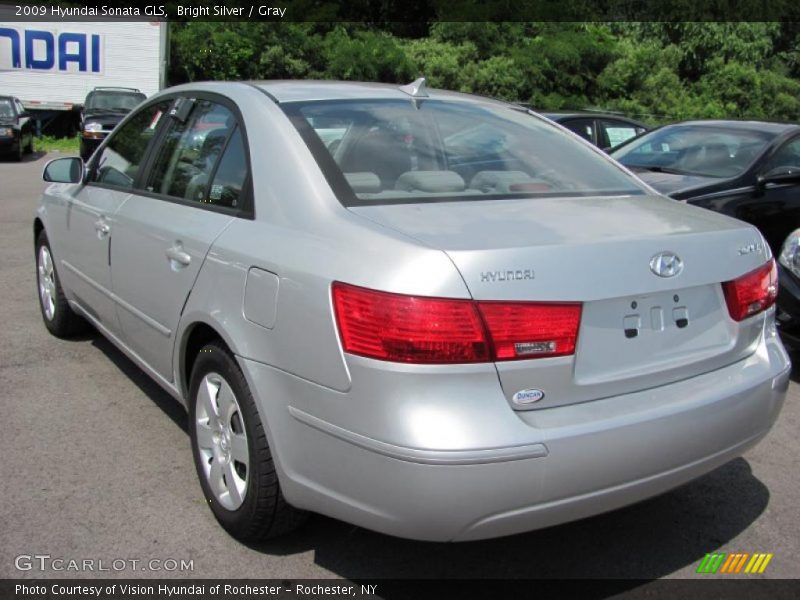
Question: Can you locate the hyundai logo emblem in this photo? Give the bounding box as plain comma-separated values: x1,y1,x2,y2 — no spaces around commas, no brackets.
650,251,683,278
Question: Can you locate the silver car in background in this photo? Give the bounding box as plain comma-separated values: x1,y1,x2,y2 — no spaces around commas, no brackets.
35,79,791,542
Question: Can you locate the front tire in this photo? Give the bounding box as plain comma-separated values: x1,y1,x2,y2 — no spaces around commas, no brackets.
36,230,86,337
189,342,306,541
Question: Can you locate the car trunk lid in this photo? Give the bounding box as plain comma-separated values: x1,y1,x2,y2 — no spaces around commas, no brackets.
349,195,771,408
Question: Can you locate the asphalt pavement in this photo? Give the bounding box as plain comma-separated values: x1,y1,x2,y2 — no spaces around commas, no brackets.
1,153,798,583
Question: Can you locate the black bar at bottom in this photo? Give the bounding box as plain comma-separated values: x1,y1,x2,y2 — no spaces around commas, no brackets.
2,578,800,600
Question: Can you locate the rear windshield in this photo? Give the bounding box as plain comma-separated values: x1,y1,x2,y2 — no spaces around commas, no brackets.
612,125,774,178
86,91,146,113
282,99,646,206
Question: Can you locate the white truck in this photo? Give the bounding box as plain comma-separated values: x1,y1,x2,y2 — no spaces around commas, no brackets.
0,20,167,134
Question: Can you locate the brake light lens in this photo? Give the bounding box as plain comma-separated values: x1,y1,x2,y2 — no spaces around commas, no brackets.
722,259,778,322
477,302,582,359
332,283,489,364
332,282,582,364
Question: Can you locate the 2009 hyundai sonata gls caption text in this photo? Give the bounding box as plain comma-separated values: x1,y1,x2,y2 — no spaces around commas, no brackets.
35,79,791,542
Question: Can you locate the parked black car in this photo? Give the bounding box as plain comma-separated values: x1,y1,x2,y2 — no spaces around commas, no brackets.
541,111,649,150
0,95,34,161
777,229,800,348
80,87,146,160
611,120,800,348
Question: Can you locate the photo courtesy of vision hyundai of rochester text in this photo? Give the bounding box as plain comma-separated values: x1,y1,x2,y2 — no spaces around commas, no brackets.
34,79,790,542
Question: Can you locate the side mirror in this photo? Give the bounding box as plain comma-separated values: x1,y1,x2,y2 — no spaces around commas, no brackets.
757,166,800,187
43,157,84,184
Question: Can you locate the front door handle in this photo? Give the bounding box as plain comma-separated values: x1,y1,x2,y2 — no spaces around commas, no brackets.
94,219,110,237
166,245,191,267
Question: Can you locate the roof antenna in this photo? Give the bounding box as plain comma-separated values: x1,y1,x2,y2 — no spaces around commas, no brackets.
400,77,429,98
399,77,428,108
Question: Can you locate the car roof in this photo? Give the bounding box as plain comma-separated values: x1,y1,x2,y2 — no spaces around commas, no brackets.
251,80,514,108
540,111,647,124
662,120,799,134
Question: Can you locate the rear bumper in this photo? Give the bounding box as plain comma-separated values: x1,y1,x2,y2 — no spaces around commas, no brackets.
240,327,790,541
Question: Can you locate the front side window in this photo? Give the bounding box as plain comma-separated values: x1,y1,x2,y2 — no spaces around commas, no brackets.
600,120,641,148
285,100,645,205
145,99,236,202
765,138,800,172
613,125,773,178
90,100,170,189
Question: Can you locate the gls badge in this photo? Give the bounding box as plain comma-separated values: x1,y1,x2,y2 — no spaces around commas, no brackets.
512,389,545,407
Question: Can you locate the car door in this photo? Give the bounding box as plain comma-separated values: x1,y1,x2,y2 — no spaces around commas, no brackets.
55,100,170,334
110,95,250,382
748,136,800,253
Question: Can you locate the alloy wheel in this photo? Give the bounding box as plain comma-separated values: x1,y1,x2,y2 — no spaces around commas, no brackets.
194,373,249,511
37,245,56,321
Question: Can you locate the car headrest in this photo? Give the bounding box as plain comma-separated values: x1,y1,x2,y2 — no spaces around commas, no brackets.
470,171,532,193
395,170,465,193
344,172,381,194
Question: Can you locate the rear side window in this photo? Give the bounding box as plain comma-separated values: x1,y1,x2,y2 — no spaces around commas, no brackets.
90,101,170,189
205,127,248,209
560,118,595,143
145,99,236,203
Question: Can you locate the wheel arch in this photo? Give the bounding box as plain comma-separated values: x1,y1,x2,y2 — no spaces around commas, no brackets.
178,318,240,402
33,217,44,248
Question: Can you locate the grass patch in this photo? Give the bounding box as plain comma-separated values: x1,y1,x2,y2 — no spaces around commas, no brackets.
34,135,80,155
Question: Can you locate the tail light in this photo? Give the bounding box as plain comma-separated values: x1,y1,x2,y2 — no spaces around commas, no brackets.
332,282,581,364
332,283,489,363
722,259,778,322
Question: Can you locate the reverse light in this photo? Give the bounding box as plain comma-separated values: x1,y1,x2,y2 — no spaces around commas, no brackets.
332,282,582,364
722,259,779,322
477,302,581,359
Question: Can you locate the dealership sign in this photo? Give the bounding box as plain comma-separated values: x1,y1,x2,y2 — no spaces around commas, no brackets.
0,27,102,73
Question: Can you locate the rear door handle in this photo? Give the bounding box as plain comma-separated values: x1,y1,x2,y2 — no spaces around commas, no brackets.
165,245,191,267
94,219,110,237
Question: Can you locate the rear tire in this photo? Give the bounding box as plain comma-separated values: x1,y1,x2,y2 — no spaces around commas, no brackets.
189,341,306,541
36,230,87,338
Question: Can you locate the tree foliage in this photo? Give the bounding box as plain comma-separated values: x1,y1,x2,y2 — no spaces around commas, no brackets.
169,21,800,123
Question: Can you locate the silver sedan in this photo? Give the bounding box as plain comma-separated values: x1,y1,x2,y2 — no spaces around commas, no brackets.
35,79,791,542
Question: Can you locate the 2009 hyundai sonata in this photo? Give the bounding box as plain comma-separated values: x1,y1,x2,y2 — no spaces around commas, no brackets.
35,79,791,542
